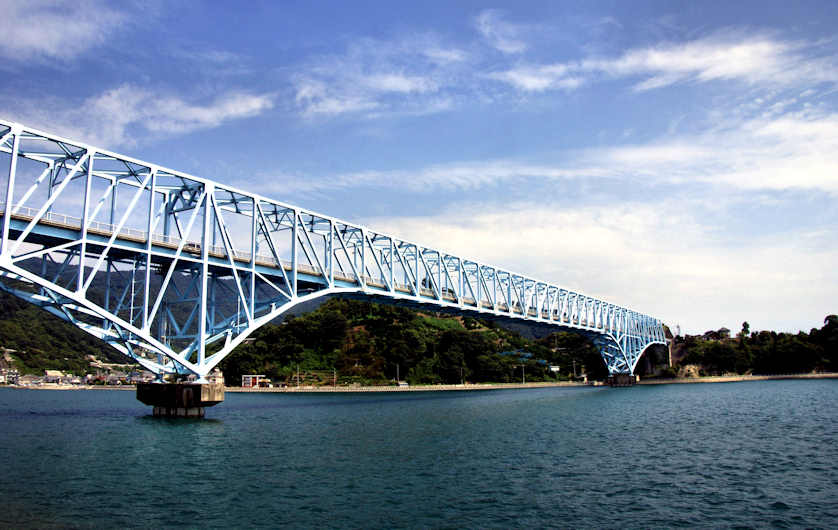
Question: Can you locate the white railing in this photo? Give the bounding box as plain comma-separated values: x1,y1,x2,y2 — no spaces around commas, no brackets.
0,204,385,284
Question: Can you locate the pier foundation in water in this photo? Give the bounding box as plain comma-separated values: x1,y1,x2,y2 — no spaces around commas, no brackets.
607,374,638,387
136,383,225,417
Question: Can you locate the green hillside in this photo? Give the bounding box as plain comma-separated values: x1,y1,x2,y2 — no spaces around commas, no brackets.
0,291,125,374
218,298,608,386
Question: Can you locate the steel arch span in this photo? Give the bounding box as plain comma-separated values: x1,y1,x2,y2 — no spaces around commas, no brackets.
0,119,665,380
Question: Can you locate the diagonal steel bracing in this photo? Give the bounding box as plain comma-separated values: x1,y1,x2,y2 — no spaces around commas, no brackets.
0,119,666,380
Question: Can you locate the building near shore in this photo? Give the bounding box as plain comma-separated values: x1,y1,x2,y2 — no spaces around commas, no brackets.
0,368,19,384
44,370,63,383
242,374,269,388
128,371,156,384
18,374,41,386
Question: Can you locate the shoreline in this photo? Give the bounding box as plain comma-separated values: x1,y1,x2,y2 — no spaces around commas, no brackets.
226,381,590,393
638,372,838,385
3,372,836,392
3,384,136,391
3,381,591,392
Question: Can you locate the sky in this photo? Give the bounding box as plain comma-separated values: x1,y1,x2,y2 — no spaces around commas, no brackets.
2,0,837,335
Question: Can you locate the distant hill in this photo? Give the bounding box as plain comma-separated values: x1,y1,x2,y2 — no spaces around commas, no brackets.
217,298,610,386
0,290,125,374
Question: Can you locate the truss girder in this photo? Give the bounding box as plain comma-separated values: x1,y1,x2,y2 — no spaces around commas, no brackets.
0,119,665,379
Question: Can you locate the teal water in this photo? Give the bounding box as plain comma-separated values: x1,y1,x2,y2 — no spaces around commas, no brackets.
0,381,836,528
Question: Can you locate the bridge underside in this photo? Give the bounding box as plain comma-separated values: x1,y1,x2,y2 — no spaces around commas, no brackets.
0,120,665,379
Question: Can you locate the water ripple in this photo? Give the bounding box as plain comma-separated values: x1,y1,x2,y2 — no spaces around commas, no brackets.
1,381,837,528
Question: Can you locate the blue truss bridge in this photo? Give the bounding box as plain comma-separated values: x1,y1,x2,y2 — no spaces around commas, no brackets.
0,119,666,382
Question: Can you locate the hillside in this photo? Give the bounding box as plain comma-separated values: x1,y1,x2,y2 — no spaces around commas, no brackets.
218,298,610,385
0,290,125,374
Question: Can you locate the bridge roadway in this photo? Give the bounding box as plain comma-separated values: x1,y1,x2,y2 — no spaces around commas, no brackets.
0,118,665,381
2,203,619,321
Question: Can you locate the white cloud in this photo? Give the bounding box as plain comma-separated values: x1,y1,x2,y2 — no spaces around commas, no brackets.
291,35,460,118
264,102,838,196
587,32,838,90
0,0,128,62
488,32,838,93
486,65,582,92
364,74,437,93
263,159,606,196
290,23,838,119
474,10,528,54
4,84,275,147
363,201,837,335
294,79,379,117
422,48,468,64
363,97,455,120
169,48,253,76
583,109,838,193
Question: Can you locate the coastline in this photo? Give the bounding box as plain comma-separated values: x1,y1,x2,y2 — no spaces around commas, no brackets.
4,372,837,392
4,384,136,391
4,381,591,392
638,372,838,385
226,381,590,393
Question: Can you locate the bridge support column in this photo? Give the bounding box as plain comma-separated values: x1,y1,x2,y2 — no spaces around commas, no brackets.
607,374,638,387
136,382,224,418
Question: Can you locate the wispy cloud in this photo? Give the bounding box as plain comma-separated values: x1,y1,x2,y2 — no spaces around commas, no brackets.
257,159,607,197
489,32,838,93
587,32,838,90
486,65,583,92
291,35,464,118
0,0,128,62
582,106,838,193
4,84,275,147
169,48,254,76
422,48,468,65
294,79,379,117
364,74,437,93
288,18,838,120
257,98,838,196
474,10,528,54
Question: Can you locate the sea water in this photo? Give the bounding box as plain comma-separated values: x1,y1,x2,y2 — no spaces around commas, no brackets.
0,380,836,528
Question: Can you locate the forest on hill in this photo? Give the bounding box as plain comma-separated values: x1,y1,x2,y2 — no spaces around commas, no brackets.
218,298,611,386
0,291,124,375
672,317,838,376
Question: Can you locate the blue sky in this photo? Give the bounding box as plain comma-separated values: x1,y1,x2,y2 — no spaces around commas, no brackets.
2,0,837,334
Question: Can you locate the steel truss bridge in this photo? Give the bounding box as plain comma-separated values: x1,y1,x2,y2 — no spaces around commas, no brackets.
0,119,665,381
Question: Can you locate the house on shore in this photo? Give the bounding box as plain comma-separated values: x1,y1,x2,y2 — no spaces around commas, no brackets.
44,370,64,384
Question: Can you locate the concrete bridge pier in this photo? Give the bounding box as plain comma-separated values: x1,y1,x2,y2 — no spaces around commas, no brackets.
607,374,638,387
136,383,225,417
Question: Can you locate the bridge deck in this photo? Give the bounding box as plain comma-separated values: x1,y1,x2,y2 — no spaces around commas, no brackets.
2,206,601,327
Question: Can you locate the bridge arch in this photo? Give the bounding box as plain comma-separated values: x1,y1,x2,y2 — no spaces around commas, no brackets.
0,119,665,380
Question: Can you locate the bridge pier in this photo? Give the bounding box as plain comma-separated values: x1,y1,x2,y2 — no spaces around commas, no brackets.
136,382,224,417
607,374,638,387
